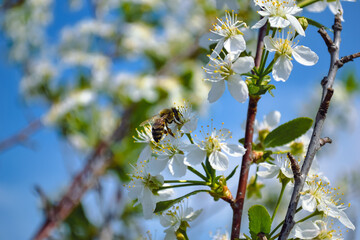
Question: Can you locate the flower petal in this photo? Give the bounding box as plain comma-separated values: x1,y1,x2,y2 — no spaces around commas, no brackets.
293,221,320,239
252,16,268,29
184,145,207,166
227,76,249,103
264,36,277,52
141,187,156,219
265,111,281,128
138,145,152,163
286,14,305,36
272,56,293,82
208,80,225,103
147,157,168,175
221,143,246,157
232,56,255,74
209,151,229,171
168,154,187,177
301,194,317,213
293,46,319,66
224,34,246,54
257,162,280,179
210,38,225,58
306,1,327,12
269,16,290,29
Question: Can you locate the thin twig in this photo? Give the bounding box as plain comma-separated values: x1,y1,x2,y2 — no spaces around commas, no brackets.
258,232,268,240
0,119,43,153
278,15,345,240
337,52,360,68
319,137,332,147
230,20,266,240
33,105,135,240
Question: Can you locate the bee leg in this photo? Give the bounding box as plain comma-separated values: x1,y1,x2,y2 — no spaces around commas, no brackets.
165,122,175,137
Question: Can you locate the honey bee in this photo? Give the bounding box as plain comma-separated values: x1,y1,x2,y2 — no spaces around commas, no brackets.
140,108,182,142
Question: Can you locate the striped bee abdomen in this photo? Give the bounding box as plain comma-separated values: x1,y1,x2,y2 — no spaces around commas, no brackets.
152,118,165,142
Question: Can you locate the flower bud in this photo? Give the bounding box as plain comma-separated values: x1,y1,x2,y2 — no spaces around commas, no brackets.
298,17,308,32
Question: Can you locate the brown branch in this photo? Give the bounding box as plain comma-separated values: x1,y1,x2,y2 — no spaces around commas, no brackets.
0,119,43,153
287,153,300,181
278,15,342,240
32,105,135,240
318,27,334,51
337,52,360,68
230,20,266,240
0,0,26,10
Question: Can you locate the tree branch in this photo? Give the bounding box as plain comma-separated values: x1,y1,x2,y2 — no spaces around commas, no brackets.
278,15,343,240
32,105,135,240
0,119,43,153
230,21,266,240
337,52,360,68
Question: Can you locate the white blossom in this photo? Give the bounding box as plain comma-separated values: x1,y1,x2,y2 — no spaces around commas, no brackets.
209,10,248,56
126,162,172,219
264,31,318,82
160,201,202,240
150,137,188,177
42,90,96,125
252,0,305,36
203,52,254,103
184,124,246,171
300,178,355,230
254,110,281,132
294,220,344,239
257,154,296,180
177,102,199,133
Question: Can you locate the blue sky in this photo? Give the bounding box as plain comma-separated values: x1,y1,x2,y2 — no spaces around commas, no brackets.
1,1,360,239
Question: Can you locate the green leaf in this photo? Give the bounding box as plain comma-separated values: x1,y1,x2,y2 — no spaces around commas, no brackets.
154,190,208,213
238,138,245,145
248,83,276,96
264,117,313,148
226,165,239,180
248,205,271,239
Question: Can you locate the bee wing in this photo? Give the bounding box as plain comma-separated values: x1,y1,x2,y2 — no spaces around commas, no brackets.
140,115,159,126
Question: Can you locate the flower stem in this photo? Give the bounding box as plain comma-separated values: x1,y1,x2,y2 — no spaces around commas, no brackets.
159,182,209,190
271,181,287,222
187,166,208,181
269,207,302,238
298,0,321,8
296,210,320,224
164,180,208,184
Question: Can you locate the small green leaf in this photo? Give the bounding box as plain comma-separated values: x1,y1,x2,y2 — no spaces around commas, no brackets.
248,205,271,239
226,165,239,180
238,138,245,145
264,117,313,148
154,190,208,213
248,83,276,96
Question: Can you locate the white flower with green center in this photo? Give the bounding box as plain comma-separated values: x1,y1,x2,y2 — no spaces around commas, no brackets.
209,10,248,56
160,201,202,240
203,52,254,103
133,125,157,163
300,178,355,230
294,220,344,239
252,0,305,36
177,102,198,133
257,154,297,180
126,162,172,219
264,33,318,82
184,125,246,171
150,137,187,177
